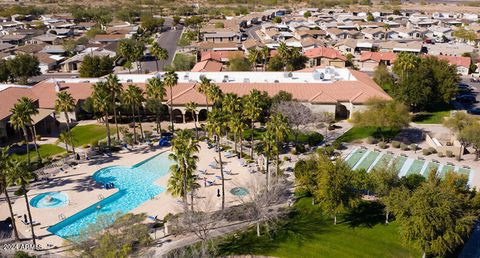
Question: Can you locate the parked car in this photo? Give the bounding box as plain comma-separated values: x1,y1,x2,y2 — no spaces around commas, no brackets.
467,107,480,115
456,95,477,103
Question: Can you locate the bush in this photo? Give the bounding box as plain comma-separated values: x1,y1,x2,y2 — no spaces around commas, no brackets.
366,136,378,144
35,135,42,141
90,140,99,147
82,144,90,148
422,149,431,155
378,141,388,149
283,156,291,162
391,141,400,148
446,150,454,157
295,144,306,154
291,149,298,155
438,152,445,157
400,143,409,151
410,144,418,152
428,147,437,154
307,132,324,146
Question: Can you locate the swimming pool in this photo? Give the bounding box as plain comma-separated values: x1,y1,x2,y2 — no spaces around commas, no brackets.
48,152,172,239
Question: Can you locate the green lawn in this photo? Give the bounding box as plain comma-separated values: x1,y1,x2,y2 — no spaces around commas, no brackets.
412,110,451,124
335,127,399,143
10,144,65,161
70,124,115,147
218,198,420,258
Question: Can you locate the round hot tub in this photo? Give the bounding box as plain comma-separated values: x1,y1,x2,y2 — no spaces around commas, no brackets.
230,187,249,196
30,192,69,208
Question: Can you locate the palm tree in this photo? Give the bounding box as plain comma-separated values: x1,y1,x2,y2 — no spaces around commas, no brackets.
243,90,262,158
123,85,145,144
146,77,166,134
7,159,36,247
185,102,199,140
229,115,246,157
0,147,19,241
396,52,418,80
105,74,123,140
261,128,276,192
197,77,212,112
164,70,178,132
383,23,390,42
118,40,134,73
92,82,112,148
222,93,240,136
168,129,199,211
260,46,270,71
269,113,290,175
132,43,145,74
206,107,226,210
248,48,260,71
150,42,162,72
207,83,223,108
277,42,290,61
58,131,70,153
55,91,76,156
10,98,41,164
158,47,169,71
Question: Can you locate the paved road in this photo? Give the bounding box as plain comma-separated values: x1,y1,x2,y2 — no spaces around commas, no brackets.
141,25,184,73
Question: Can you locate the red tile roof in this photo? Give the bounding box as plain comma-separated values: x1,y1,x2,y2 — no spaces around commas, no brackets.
304,47,347,61
360,51,397,63
435,55,471,68
200,50,244,62
191,60,223,72
0,87,37,120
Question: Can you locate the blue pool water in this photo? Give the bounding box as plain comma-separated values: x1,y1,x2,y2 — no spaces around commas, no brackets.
48,153,172,239
30,192,69,208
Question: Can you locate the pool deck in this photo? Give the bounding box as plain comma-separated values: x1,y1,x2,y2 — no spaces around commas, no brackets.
0,141,262,255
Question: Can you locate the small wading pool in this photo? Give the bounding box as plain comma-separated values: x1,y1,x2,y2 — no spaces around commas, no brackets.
30,192,69,208
230,187,249,196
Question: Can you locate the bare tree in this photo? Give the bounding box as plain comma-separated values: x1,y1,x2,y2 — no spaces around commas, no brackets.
315,112,335,141
170,200,221,257
273,101,315,145
236,178,290,237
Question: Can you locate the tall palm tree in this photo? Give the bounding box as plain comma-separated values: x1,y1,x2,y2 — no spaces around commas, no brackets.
150,42,162,72
383,23,390,42
243,90,262,158
197,77,212,112
164,71,178,132
222,93,239,136
118,40,134,73
229,115,246,157
123,85,145,144
10,98,42,164
105,74,123,140
132,43,145,74
261,128,276,192
269,113,290,175
168,129,199,211
277,42,290,61
55,91,76,156
92,82,112,148
207,84,223,107
185,102,199,140
260,46,270,71
7,159,36,247
146,77,166,134
0,147,19,241
58,131,70,153
247,48,260,71
206,108,226,210
396,52,418,81
158,47,169,71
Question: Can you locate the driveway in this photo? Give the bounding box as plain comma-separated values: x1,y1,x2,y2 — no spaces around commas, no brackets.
141,25,184,73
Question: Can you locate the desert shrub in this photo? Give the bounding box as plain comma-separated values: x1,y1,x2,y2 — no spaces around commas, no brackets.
428,147,437,154
366,136,378,144
410,144,418,152
378,141,387,149
422,149,431,155
391,141,400,148
307,132,324,146
438,152,445,157
400,143,409,151
446,150,454,157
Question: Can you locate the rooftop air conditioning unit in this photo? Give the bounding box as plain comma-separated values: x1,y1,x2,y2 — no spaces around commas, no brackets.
274,80,279,83
127,79,133,83
244,78,250,83
183,74,189,80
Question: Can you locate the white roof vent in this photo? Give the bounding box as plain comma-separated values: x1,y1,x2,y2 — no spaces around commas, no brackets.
54,81,61,92
244,78,250,83
223,75,229,82
183,74,189,80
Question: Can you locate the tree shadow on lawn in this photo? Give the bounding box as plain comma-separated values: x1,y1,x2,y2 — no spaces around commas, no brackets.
218,199,329,255
343,201,385,228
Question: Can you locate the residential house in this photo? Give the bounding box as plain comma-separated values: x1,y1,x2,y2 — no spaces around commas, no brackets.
0,34,27,45
358,51,397,71
326,28,351,40
294,29,326,40
92,34,126,44
203,32,239,42
29,34,59,45
60,48,115,72
436,55,471,75
394,27,427,39
304,47,347,67
35,52,59,73
191,60,223,72
362,28,385,40
200,50,244,63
